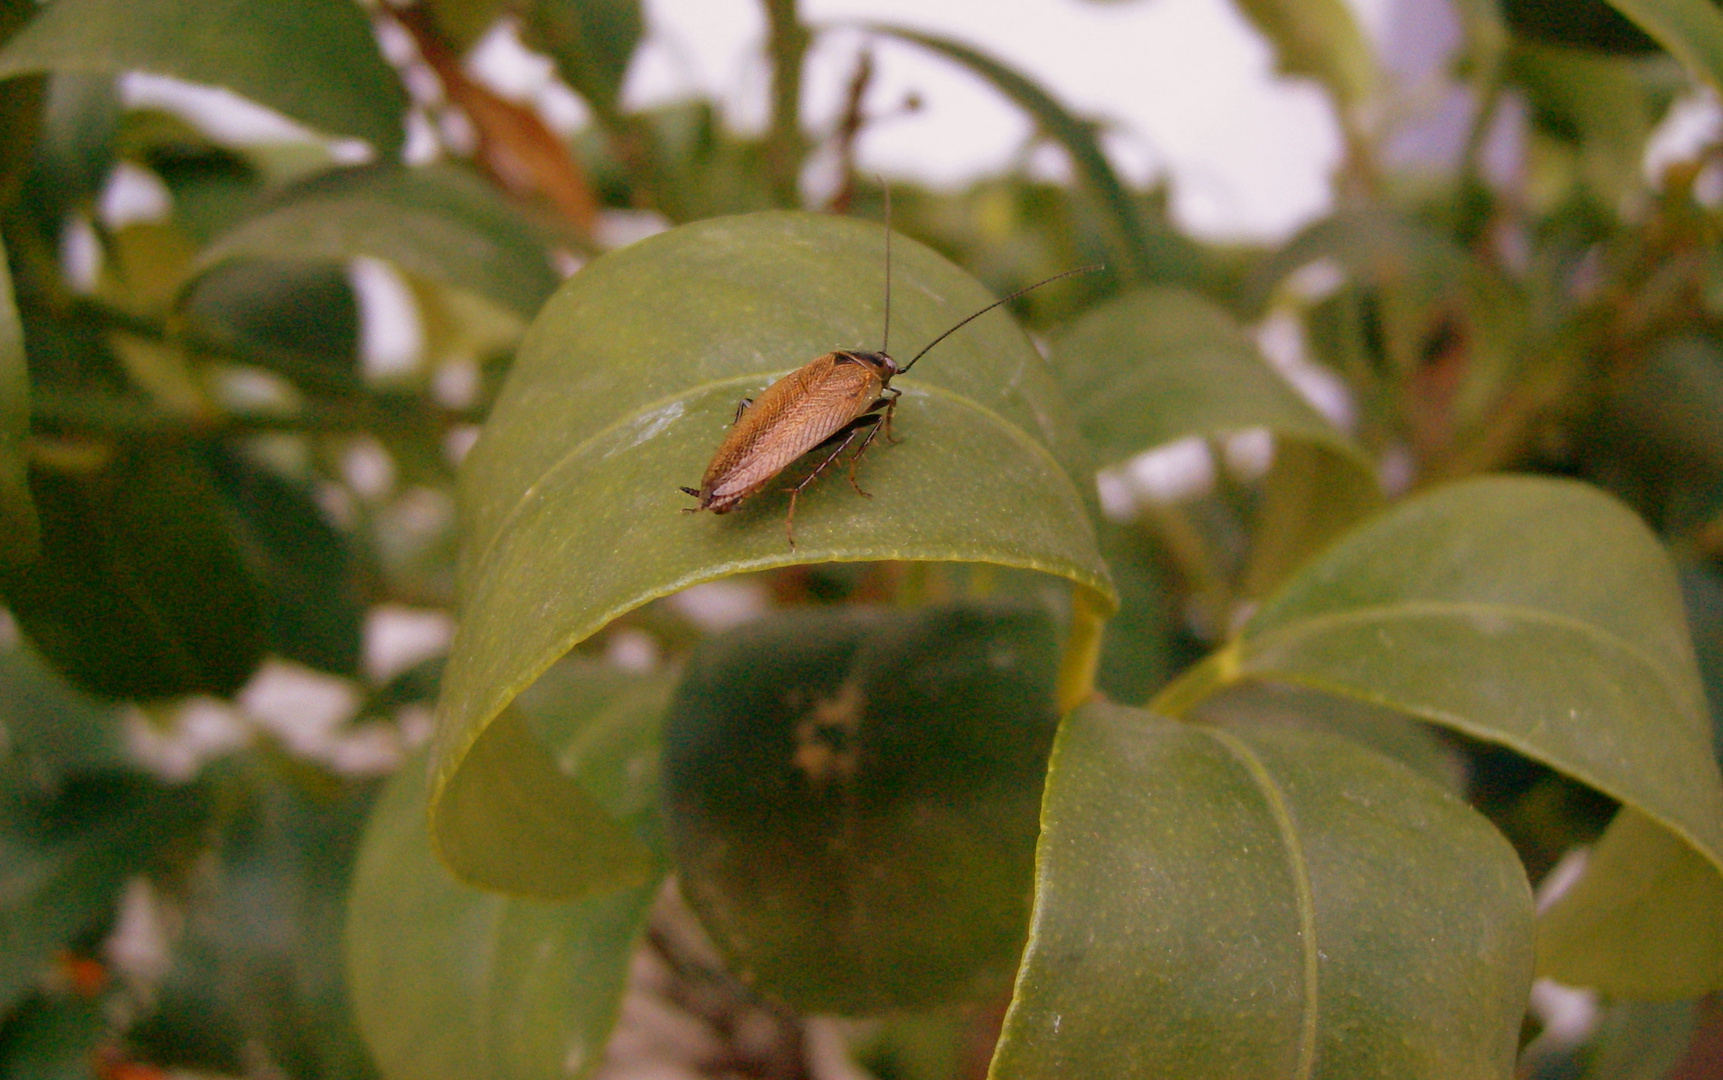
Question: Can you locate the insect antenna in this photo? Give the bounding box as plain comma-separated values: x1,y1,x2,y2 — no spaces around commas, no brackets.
897,264,1104,375
880,178,892,354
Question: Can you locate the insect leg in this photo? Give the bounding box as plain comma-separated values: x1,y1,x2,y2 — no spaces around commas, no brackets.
880,386,902,444
842,412,891,496
783,416,879,547
731,398,754,425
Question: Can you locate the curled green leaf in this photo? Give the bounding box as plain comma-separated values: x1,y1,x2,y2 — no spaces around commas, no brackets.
432,211,1113,898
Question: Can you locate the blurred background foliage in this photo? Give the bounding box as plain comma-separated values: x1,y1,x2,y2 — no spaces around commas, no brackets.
0,0,1722,1077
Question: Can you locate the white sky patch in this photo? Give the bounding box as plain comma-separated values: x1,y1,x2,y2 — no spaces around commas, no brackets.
669,579,769,632
98,162,173,228
1221,427,1275,481
605,627,661,672
125,697,253,782
632,0,1353,241
1255,309,1356,432
468,18,559,102
1645,88,1723,184
1095,467,1137,522
120,71,375,164
1128,435,1215,504
349,256,426,384
59,214,101,294
342,436,398,500
238,659,363,753
364,604,456,685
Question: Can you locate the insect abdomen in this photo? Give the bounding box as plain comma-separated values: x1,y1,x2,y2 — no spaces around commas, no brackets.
695,353,885,512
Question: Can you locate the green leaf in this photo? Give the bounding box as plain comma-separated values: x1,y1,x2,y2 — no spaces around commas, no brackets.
207,448,368,676
181,259,360,392
0,644,128,780
1093,519,1182,705
347,661,664,1080
0,232,37,564
1602,0,1723,96
1050,286,1370,474
0,771,210,1016
521,0,644,116
1230,0,1381,108
0,991,108,1080
663,603,1059,1014
0,444,266,701
0,0,406,154
993,701,1533,1079
432,652,669,899
860,24,1168,283
1510,41,1658,210
190,164,561,320
432,211,1113,897
126,762,375,1080
1538,807,1723,996
1161,475,1723,993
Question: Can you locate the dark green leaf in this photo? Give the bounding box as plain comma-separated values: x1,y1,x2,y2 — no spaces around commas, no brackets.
0,0,408,155
190,164,560,319
1163,476,1723,995
347,660,665,1080
0,444,265,701
1093,519,1182,704
0,770,210,1016
1601,0,1723,95
0,644,128,780
181,260,360,391
431,211,1113,898
206,447,367,676
663,603,1058,1013
522,0,644,115
421,0,507,52
0,991,107,1080
0,233,37,564
1050,286,1370,473
126,762,377,1080
993,701,1533,1079
1510,41,1658,209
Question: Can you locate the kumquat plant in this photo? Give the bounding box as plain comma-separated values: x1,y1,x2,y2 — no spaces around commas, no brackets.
1,0,1722,1077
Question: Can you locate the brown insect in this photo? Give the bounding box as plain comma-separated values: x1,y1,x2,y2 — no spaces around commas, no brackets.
680,201,1099,547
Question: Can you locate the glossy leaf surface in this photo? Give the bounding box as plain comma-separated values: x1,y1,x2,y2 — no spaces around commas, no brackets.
432,211,1112,896
192,164,560,319
0,0,407,154
1180,475,1723,994
348,660,665,1080
663,603,1059,1014
993,701,1533,1079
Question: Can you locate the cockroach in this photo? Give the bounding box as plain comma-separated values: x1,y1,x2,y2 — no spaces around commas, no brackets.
680,197,1100,547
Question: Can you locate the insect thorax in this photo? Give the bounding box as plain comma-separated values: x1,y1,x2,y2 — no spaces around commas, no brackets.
834,350,899,380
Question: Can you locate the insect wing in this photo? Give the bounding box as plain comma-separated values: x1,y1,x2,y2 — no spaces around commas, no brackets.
701,355,882,509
